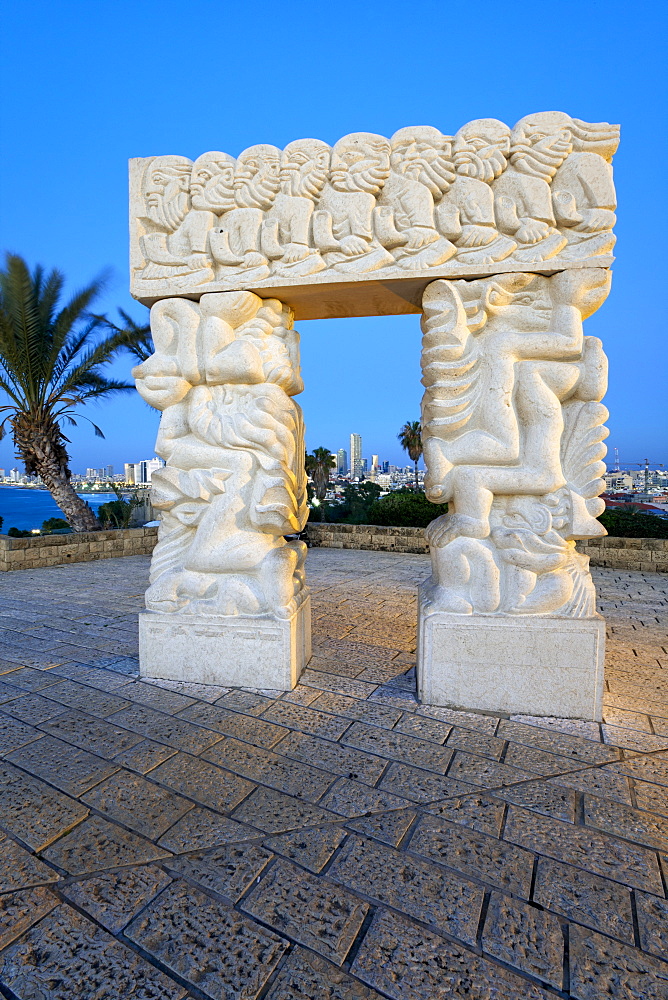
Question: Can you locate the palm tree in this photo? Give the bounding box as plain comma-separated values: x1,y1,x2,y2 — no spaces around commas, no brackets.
306,447,336,501
398,420,423,490
0,253,142,532
103,308,152,363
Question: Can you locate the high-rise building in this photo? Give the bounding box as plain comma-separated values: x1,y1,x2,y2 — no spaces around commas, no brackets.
124,463,135,485
137,457,165,483
337,448,348,475
105,465,114,479
350,433,362,479
361,458,368,473
371,455,379,471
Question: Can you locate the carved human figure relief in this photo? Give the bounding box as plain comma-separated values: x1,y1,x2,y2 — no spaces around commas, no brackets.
493,113,619,265
313,132,396,273
376,126,457,269
549,116,619,261
135,155,215,288
209,145,281,282
261,138,331,277
436,119,517,265
420,268,610,617
130,113,619,308
133,291,308,619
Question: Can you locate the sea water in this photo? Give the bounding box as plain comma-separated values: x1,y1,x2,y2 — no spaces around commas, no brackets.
0,486,118,532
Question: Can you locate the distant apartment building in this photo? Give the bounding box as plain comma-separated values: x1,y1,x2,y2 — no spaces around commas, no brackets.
337,448,348,475
350,434,362,479
129,457,165,484
604,472,633,491
371,455,379,471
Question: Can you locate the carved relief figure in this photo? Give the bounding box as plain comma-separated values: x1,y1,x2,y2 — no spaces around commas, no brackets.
261,138,331,277
436,119,517,265
492,115,571,262
420,268,610,616
313,133,396,273
549,114,619,261
135,155,215,287
493,113,619,264
133,292,307,619
130,113,619,301
376,126,457,269
209,145,281,282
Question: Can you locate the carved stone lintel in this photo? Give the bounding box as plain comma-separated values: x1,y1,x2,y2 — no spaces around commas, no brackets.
129,113,619,318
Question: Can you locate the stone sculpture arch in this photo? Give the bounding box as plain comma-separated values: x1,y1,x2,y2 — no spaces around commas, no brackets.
131,111,618,719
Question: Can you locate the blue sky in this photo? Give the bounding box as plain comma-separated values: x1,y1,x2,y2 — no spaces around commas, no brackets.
1,0,666,473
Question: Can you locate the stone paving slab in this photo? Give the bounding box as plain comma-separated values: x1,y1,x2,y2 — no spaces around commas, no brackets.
0,550,667,998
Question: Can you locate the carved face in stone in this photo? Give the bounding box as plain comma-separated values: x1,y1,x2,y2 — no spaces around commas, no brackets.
143,155,192,231
454,273,551,333
509,113,574,181
484,274,552,331
329,133,391,195
453,119,511,183
390,126,454,198
190,151,236,214
279,139,330,200
234,145,281,211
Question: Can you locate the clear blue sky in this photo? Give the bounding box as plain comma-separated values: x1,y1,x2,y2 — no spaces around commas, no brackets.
1,0,666,474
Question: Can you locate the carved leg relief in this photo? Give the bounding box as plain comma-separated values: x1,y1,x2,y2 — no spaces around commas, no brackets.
132,289,310,688
418,269,610,719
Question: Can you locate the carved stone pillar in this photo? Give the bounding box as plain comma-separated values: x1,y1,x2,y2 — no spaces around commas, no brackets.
417,268,610,719
133,290,310,689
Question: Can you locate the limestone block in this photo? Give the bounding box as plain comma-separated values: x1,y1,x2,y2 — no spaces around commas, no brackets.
417,266,612,719
417,589,605,719
133,288,310,689
139,599,311,689
129,114,618,319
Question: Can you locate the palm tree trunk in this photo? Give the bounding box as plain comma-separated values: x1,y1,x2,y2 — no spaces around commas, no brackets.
36,457,101,532
414,459,419,491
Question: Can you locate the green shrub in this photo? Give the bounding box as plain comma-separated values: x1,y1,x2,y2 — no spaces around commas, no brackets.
98,498,134,528
325,482,383,524
41,517,69,533
7,527,31,537
599,511,668,539
367,489,444,528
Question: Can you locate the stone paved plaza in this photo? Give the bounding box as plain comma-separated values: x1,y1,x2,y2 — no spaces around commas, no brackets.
0,549,666,999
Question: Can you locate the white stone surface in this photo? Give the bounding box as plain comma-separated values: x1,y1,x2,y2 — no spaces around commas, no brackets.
417,265,611,720
139,598,311,689
129,114,619,318
420,267,610,620
417,591,605,719
133,289,309,689
130,111,618,718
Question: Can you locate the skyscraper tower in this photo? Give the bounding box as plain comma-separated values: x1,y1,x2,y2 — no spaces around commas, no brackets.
337,448,348,475
350,433,362,479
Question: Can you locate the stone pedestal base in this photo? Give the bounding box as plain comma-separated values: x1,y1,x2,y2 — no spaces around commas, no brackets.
417,588,604,720
138,596,311,690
